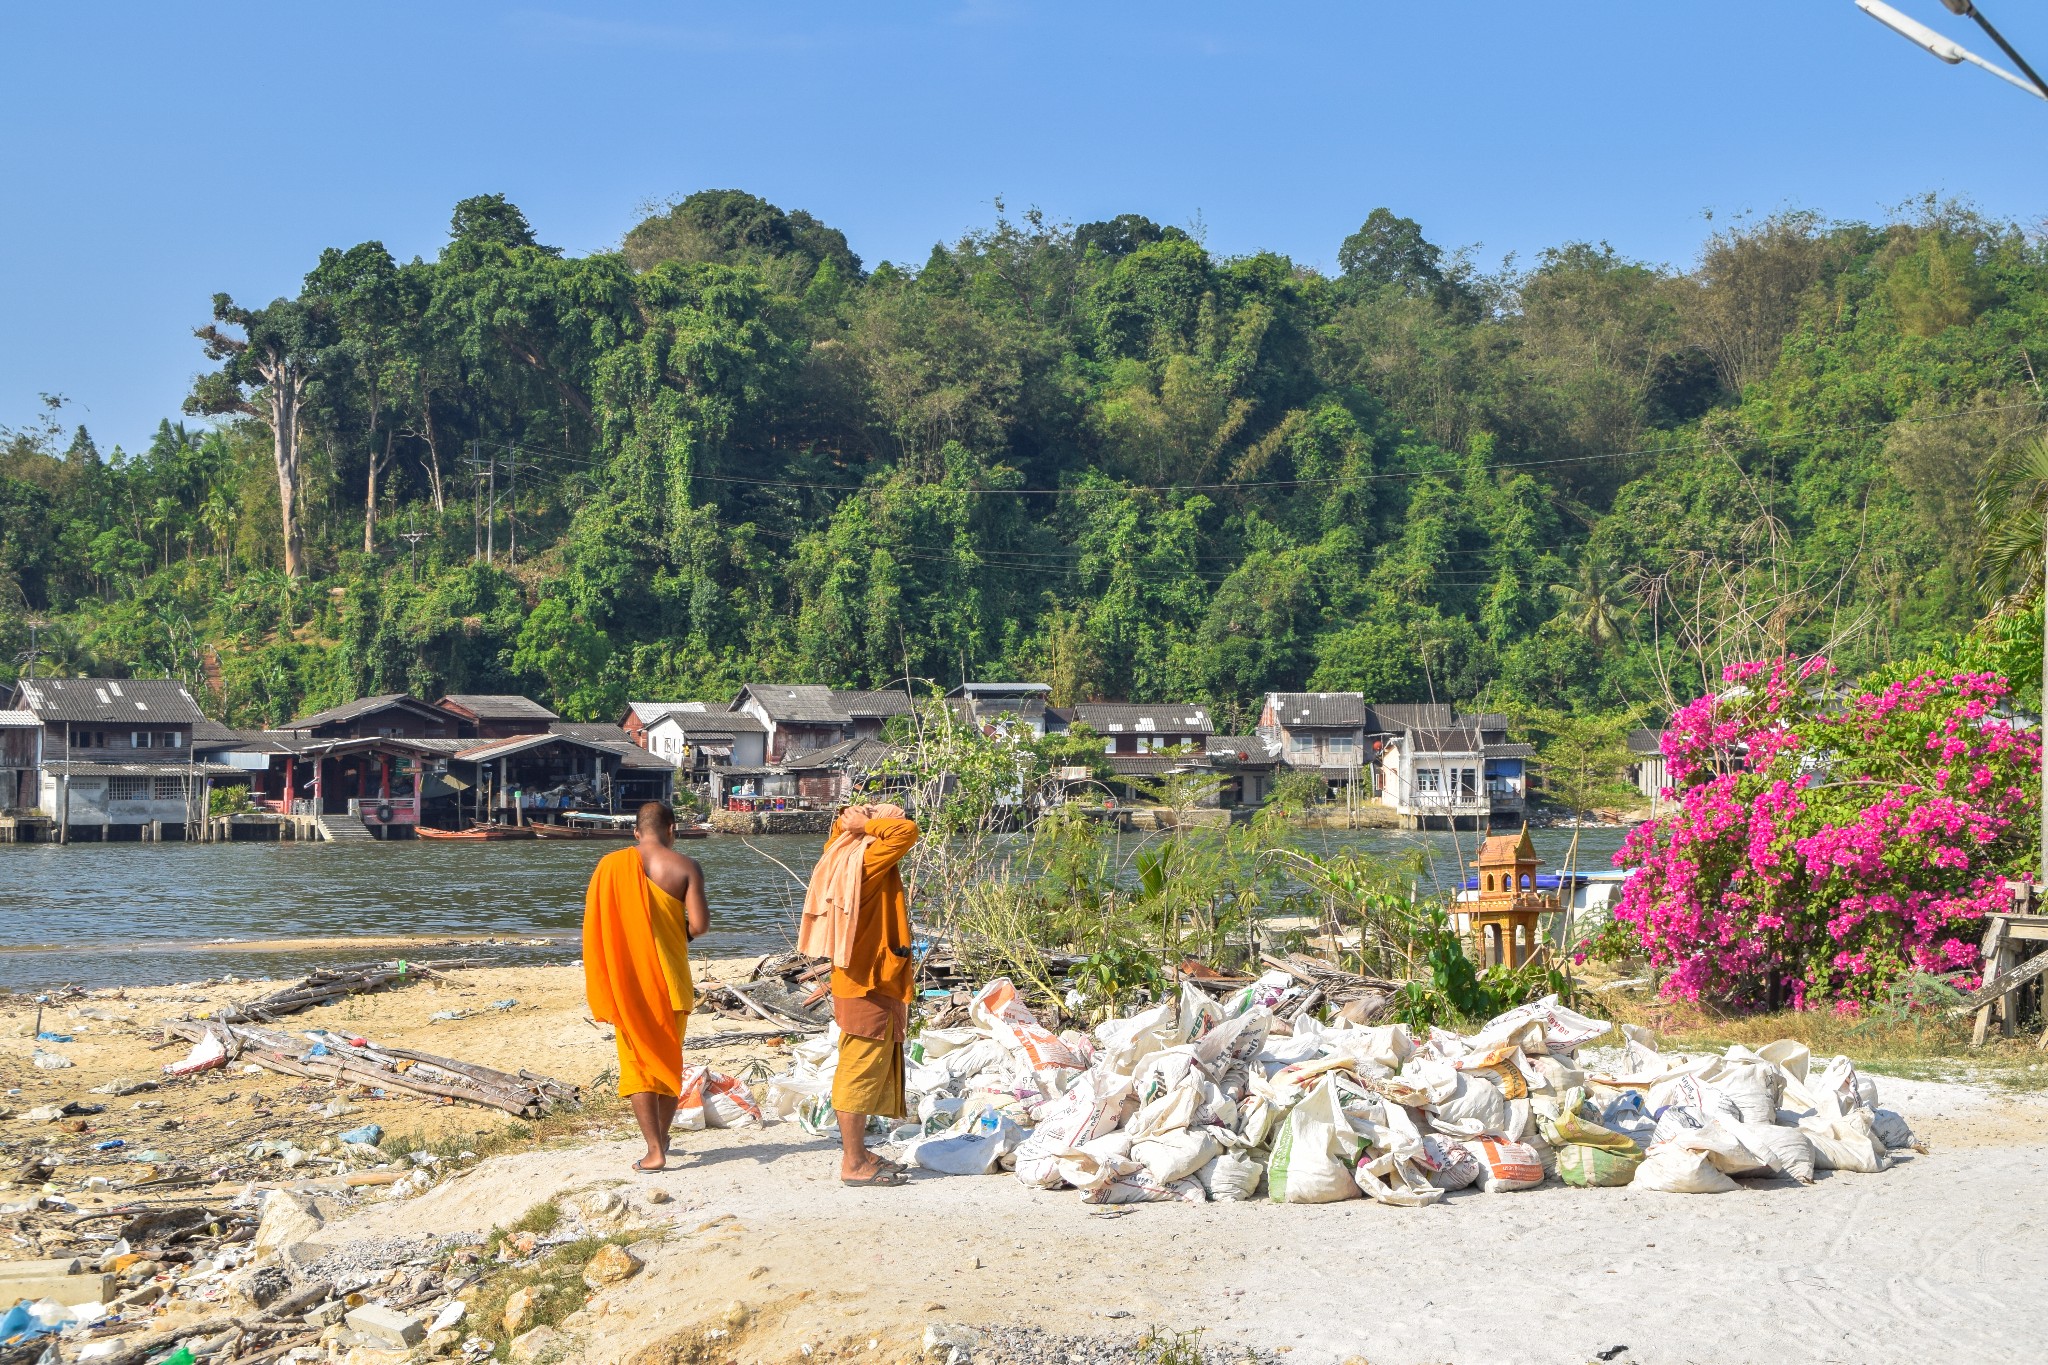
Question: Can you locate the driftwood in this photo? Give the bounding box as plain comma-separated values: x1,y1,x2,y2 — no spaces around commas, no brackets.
208,959,496,1025
1261,952,1403,1023
161,1019,576,1118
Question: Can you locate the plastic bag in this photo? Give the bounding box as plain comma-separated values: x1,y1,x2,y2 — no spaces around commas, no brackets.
1355,1101,1446,1207
907,1114,1027,1175
1632,1145,1738,1194
1200,1147,1266,1202
1426,1071,1508,1139
1649,1074,1742,1126
1267,1074,1369,1203
1730,1120,1817,1183
1418,1134,1481,1190
1556,1143,1643,1187
1131,1127,1222,1184
1709,1056,1782,1125
971,978,1084,1082
674,1066,763,1130
1870,1108,1923,1153
1666,1118,1772,1177
1010,1069,1135,1189
1082,1169,1204,1204
1799,1109,1890,1173
1468,994,1611,1055
1461,1137,1544,1192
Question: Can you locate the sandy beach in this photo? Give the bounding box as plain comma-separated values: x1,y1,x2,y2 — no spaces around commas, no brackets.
6,962,2047,1365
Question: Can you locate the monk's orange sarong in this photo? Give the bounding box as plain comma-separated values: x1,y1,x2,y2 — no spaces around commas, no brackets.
584,847,694,1098
802,809,918,1119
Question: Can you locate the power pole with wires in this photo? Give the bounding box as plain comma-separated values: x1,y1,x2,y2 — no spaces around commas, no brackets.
398,509,427,583
507,446,519,565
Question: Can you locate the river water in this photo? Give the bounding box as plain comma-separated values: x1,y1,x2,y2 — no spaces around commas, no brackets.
0,825,1628,989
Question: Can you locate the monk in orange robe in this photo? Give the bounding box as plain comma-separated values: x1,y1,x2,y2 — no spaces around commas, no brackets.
799,802,919,1186
584,801,708,1173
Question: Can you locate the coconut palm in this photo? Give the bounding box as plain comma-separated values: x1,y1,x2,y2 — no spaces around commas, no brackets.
1551,556,1628,651
1974,432,2048,879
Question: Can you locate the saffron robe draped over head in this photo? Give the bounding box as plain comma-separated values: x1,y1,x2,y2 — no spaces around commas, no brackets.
803,805,919,1118
584,847,694,1098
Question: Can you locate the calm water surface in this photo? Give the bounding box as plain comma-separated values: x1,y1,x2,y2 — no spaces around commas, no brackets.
0,825,1626,989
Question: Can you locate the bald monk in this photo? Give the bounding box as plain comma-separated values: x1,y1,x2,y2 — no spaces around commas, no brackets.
583,801,709,1173
799,801,920,1186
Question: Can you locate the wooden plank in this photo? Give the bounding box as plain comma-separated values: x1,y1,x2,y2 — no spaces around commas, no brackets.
1954,948,2048,1014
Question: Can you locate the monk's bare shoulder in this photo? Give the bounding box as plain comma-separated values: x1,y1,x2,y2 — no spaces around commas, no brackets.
640,843,697,900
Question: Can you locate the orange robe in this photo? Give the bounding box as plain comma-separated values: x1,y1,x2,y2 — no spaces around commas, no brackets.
825,815,919,1119
583,847,693,1098
828,815,920,1032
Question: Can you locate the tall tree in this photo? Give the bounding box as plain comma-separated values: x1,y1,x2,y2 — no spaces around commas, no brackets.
186,296,328,577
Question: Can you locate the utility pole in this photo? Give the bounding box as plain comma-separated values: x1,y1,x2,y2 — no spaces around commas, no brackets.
486,447,497,565
398,510,427,584
507,446,519,565
470,440,482,563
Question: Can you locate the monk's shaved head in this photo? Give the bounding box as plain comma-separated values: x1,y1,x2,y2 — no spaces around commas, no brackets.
636,800,675,841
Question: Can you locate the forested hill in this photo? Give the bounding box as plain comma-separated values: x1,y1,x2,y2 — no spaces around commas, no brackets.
1,191,2042,729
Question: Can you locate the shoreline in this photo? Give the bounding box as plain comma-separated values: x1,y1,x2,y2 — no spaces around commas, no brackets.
0,932,572,957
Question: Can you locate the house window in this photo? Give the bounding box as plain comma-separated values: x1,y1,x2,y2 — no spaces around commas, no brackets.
162,732,183,749
1328,735,1357,763
1290,733,1316,760
154,777,186,800
1104,738,1118,755
131,731,152,749
1416,767,1442,793
108,776,149,801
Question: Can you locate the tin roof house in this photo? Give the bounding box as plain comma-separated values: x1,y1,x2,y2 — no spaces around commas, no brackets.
5,677,231,840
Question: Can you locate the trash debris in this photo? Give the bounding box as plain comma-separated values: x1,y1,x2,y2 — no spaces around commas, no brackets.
158,1019,579,1117
760,976,1927,1207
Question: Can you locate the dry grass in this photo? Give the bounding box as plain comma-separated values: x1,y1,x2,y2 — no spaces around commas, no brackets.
376,1090,631,1165
1596,990,2048,1089
461,1197,659,1360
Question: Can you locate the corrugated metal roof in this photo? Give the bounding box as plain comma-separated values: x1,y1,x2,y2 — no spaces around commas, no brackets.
283,693,446,730
55,760,241,777
1071,703,1213,735
1628,728,1665,755
1266,692,1368,728
0,710,41,729
782,737,894,771
737,684,847,724
1104,752,1213,776
438,693,560,721
1365,703,1455,732
1208,734,1281,764
831,688,916,718
12,678,208,725
455,733,564,762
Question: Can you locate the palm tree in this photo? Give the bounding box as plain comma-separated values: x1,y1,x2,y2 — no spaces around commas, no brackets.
1551,556,1627,651
1975,433,2048,881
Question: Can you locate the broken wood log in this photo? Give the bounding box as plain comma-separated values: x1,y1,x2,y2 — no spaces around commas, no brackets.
160,1020,575,1117
207,958,497,1025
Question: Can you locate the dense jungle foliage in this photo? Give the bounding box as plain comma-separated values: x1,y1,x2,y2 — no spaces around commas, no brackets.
2,191,2043,727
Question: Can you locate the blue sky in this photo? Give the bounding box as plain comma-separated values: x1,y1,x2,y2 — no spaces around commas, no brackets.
5,1,2046,452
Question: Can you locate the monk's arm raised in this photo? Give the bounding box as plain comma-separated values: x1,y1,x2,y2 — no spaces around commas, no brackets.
861,815,920,873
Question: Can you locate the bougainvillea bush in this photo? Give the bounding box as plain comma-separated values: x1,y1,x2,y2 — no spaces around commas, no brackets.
1614,657,2040,1010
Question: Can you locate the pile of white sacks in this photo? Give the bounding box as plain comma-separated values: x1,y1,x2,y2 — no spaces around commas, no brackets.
760,973,1923,1204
